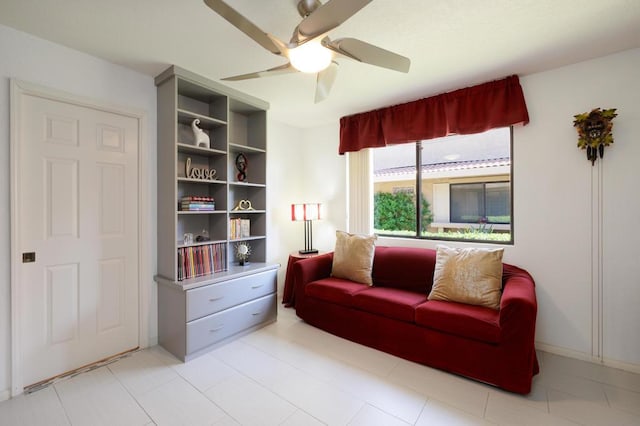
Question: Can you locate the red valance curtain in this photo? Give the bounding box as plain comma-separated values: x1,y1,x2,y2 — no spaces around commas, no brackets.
339,75,529,155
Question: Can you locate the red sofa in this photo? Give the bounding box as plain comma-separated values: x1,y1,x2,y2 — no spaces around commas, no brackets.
293,246,539,394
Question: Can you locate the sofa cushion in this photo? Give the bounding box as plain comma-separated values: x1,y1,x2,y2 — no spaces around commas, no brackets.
331,230,377,285
372,246,437,293
415,300,501,344
305,278,369,307
428,245,504,310
352,287,427,323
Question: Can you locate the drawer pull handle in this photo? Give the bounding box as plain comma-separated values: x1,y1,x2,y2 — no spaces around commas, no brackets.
209,296,224,302
251,311,262,316
251,284,264,289
209,325,224,332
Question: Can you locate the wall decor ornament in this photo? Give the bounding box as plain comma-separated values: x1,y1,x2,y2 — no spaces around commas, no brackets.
232,199,254,211
191,118,211,149
196,229,210,242
573,108,617,165
185,157,217,180
235,242,251,266
236,153,248,182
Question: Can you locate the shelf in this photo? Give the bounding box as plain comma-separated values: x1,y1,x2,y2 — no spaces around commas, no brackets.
229,143,266,154
178,210,225,215
177,108,226,127
229,210,266,214
177,239,227,249
156,66,275,363
228,181,266,188
177,143,226,156
177,177,227,185
230,235,266,242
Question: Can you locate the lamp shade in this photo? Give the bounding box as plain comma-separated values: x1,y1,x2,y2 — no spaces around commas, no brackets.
289,41,333,73
291,203,321,221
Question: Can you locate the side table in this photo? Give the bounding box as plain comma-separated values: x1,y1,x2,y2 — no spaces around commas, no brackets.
282,251,326,307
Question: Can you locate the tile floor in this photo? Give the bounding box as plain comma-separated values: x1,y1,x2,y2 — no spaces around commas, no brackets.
2,304,640,425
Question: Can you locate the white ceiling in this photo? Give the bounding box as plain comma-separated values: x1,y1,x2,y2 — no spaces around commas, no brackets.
1,0,639,128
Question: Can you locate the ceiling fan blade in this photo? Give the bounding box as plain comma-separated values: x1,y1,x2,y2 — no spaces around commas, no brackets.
203,0,282,55
222,63,298,81
315,62,338,103
296,0,372,43
325,38,410,73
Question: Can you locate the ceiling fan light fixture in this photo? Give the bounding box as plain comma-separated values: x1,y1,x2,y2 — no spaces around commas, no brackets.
289,41,333,73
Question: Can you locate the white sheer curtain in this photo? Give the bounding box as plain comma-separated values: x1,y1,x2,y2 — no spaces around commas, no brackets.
347,148,373,235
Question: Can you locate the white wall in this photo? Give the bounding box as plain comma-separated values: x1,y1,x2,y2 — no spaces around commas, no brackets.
512,48,640,366
300,123,348,251
267,121,347,289
303,48,640,369
0,25,158,398
516,48,640,368
266,121,305,289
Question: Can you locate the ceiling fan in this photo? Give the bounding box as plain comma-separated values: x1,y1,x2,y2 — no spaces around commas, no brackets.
203,0,411,102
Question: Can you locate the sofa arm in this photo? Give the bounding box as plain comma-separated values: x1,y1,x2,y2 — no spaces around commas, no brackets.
499,266,537,340
293,253,334,302
294,252,334,284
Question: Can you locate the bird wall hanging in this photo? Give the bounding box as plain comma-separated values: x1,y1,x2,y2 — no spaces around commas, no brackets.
573,108,617,165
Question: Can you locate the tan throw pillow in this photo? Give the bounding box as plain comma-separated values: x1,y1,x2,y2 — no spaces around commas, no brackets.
428,245,504,310
331,230,377,285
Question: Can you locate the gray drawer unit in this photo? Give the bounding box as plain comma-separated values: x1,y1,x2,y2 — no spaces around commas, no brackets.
186,270,276,321
157,264,278,361
187,293,276,354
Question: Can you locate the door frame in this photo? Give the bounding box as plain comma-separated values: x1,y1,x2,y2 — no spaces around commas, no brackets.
9,79,151,397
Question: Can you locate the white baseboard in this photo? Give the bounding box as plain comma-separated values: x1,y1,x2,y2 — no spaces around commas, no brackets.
0,388,10,402
536,341,600,363
536,341,640,374
599,356,640,375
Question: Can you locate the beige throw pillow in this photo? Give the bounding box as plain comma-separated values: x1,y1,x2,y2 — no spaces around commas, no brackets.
331,231,377,285
428,245,504,310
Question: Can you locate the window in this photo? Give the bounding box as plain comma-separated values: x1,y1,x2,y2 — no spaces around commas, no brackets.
372,127,513,243
450,182,510,224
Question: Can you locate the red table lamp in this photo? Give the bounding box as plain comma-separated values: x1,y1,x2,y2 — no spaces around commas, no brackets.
291,203,321,254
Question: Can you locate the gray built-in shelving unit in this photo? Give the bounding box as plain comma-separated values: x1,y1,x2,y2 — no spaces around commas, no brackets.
154,66,278,361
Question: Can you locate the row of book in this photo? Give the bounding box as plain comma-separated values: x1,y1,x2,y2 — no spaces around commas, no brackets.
230,218,250,239
177,242,227,281
180,196,215,211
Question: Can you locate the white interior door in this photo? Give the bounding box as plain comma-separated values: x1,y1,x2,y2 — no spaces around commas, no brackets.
17,90,140,387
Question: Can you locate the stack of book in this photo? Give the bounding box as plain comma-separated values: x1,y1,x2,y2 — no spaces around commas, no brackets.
177,242,227,281
230,218,250,239
180,196,215,211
